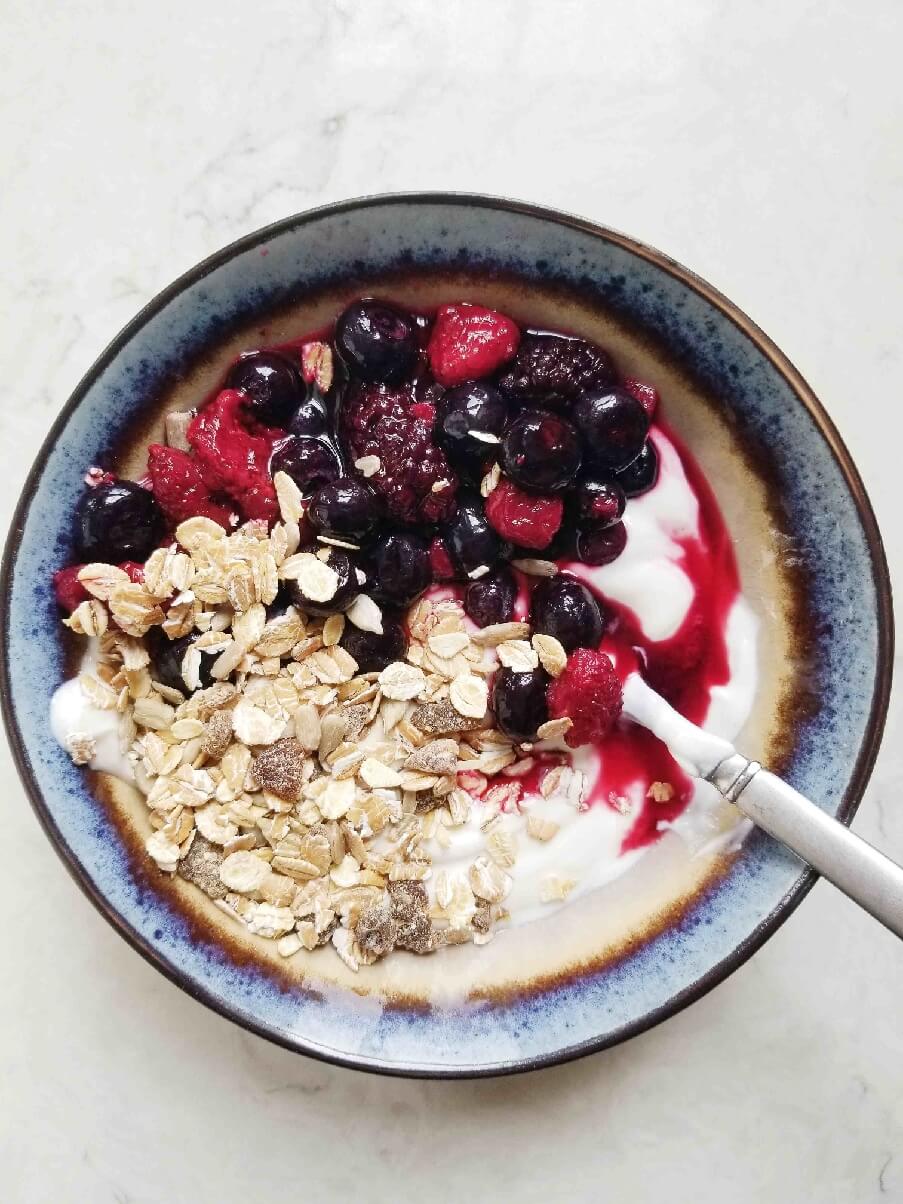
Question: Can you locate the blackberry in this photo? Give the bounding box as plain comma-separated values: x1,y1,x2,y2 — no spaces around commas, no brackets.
342,384,457,525
498,333,616,407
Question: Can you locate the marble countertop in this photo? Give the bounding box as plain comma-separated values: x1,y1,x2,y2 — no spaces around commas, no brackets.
3,2,903,1200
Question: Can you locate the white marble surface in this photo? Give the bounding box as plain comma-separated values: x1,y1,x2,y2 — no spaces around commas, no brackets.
2,1,903,1200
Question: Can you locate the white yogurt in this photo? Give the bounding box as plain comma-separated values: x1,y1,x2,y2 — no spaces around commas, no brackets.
568,431,698,641
50,650,133,779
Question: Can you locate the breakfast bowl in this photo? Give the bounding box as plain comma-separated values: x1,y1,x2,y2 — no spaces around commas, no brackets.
0,193,891,1077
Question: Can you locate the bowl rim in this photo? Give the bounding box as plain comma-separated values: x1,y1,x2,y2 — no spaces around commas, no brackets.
1,191,894,1078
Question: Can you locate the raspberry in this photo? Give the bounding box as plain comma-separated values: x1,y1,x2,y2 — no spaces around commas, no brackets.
546,649,623,748
427,304,520,388
239,481,280,524
52,565,89,613
622,377,659,418
429,537,456,581
188,389,280,513
146,444,235,528
484,478,563,550
342,384,458,524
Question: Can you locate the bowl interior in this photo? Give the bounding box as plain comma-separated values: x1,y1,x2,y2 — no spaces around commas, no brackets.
2,195,890,1075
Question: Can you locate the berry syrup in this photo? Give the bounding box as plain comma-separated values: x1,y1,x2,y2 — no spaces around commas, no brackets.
565,418,741,851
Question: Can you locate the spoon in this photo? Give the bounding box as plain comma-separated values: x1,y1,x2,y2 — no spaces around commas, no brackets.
622,674,903,939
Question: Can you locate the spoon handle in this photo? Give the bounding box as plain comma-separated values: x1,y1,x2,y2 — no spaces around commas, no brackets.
708,755,903,940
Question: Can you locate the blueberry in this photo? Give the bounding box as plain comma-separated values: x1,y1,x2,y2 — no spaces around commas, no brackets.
615,440,659,497
287,547,360,616
464,567,517,628
76,481,165,563
308,477,379,540
366,532,431,607
530,575,604,652
576,521,627,566
336,300,419,384
437,383,507,481
266,583,294,620
501,410,582,493
497,334,616,406
340,615,408,673
148,630,214,694
228,350,305,425
270,435,342,496
573,388,649,472
575,477,625,529
493,667,550,742
288,397,329,437
443,493,502,575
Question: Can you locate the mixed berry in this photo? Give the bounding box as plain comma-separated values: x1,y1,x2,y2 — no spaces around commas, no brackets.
55,297,668,749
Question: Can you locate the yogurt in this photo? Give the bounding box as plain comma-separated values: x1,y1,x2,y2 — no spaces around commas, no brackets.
50,650,132,779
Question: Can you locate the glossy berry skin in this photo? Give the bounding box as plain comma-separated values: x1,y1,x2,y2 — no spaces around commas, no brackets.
443,494,502,575
500,410,582,493
227,350,306,425
576,521,627,566
340,616,407,673
335,300,419,384
575,477,625,529
287,548,360,616
530,575,604,653
429,536,457,582
366,533,431,607
288,397,329,437
265,583,293,620
76,481,165,563
149,631,214,694
436,383,507,481
497,334,616,407
533,521,578,564
464,567,518,627
270,435,342,496
615,440,659,497
573,388,650,472
493,667,550,743
308,477,379,540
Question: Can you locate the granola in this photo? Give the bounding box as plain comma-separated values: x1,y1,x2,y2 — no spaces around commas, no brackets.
55,522,592,969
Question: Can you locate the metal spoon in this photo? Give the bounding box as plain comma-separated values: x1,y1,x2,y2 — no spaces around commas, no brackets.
622,674,903,939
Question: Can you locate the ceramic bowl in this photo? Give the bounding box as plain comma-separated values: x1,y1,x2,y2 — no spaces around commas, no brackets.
1,194,892,1077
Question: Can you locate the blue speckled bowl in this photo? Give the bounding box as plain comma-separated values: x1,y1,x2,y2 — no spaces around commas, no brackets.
1,194,892,1076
